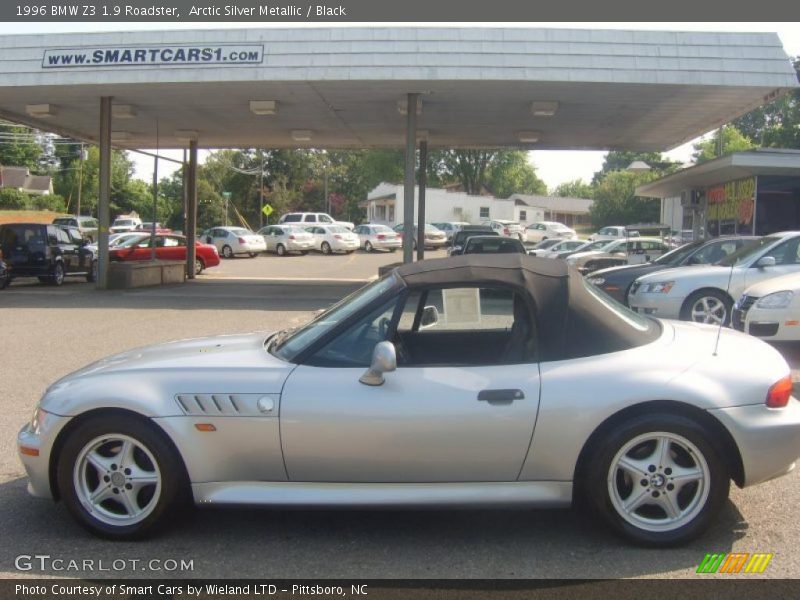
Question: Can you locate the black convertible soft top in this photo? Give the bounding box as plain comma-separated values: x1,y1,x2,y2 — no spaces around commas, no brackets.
395,254,660,360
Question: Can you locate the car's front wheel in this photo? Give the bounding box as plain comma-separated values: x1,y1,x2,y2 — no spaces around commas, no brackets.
51,262,65,286
681,289,732,326
364,241,373,253
56,414,189,539
321,242,332,255
584,413,729,546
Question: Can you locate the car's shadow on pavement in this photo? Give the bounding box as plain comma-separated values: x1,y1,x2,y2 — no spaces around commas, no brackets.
0,476,747,579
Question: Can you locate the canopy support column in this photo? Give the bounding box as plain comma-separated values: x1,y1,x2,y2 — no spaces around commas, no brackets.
402,93,418,264
416,139,427,261
186,140,198,279
95,96,112,290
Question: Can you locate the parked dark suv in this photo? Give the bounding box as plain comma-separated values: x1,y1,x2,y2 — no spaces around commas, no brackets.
0,223,95,286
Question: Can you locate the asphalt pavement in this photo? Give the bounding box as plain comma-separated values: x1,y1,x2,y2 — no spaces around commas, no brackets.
1,252,799,579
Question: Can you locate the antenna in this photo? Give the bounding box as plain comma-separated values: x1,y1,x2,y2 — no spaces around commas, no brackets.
713,258,736,357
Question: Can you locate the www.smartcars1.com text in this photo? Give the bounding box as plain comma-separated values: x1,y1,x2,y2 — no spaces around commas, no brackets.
15,4,348,18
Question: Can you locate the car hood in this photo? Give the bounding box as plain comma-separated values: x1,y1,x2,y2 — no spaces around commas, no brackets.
590,263,664,279
742,272,800,297
635,264,737,285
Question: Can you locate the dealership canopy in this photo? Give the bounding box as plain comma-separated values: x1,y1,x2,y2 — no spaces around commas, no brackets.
0,27,797,151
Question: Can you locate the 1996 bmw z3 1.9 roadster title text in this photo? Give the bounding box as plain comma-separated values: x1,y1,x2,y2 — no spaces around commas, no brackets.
17,254,800,545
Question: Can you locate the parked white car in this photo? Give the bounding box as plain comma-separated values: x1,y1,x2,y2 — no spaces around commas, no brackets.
567,237,669,273
431,221,470,242
199,226,267,258
279,212,354,231
524,221,577,244
482,220,525,240
629,232,800,325
257,224,315,256
530,238,587,258
733,272,800,341
392,223,448,249
589,226,640,242
353,224,401,252
306,224,360,254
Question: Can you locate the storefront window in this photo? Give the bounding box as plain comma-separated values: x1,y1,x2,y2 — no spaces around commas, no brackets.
756,176,800,236
706,177,756,237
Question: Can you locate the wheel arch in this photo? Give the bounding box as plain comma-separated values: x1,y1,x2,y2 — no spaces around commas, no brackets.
572,399,745,505
680,287,734,315
48,407,190,502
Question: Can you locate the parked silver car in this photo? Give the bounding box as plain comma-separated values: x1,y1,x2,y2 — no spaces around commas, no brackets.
353,224,401,252
18,254,800,545
257,224,315,256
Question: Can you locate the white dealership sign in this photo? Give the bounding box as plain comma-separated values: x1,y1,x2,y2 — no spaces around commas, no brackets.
43,45,264,68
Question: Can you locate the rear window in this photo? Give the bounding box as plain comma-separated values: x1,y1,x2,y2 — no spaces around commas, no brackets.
0,225,46,250
53,218,76,226
283,215,302,222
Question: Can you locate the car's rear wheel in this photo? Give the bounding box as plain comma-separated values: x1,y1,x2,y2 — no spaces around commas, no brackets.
584,413,728,546
194,258,205,275
57,414,189,539
276,244,287,257
680,289,732,326
221,245,233,259
364,241,373,253
321,242,332,255
248,252,257,258
86,259,97,283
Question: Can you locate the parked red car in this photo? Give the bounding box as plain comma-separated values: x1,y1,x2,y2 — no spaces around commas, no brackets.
109,233,220,274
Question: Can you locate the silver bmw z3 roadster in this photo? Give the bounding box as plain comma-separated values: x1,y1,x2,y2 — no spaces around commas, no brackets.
18,254,800,545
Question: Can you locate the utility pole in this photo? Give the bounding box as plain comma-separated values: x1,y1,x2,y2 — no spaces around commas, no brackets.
258,150,265,229
76,142,84,216
324,163,329,214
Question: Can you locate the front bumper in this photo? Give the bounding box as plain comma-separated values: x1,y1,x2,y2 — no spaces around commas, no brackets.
733,305,800,341
17,413,72,500
628,293,685,319
709,399,800,487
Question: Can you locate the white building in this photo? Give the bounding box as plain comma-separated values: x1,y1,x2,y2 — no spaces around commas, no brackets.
363,183,544,227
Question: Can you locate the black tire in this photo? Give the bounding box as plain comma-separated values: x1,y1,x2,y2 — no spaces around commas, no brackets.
51,262,65,286
321,242,332,255
583,412,729,546
276,244,287,257
390,248,397,253
56,413,189,540
248,252,257,258
680,289,733,326
86,259,97,283
221,245,233,259
364,241,373,253
300,251,309,256
194,257,205,275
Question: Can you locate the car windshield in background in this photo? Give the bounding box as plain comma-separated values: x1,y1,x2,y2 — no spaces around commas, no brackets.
116,235,148,248
582,240,614,251
534,239,561,249
328,226,349,233
718,236,778,266
270,274,401,361
372,225,394,233
424,225,442,232
653,241,703,265
114,220,134,226
229,228,252,236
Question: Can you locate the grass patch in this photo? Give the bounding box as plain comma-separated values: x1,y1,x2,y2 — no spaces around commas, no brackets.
0,210,66,225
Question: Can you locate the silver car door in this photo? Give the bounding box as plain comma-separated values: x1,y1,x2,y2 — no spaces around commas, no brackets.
280,286,541,483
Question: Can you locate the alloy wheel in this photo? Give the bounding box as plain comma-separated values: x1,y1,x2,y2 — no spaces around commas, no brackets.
690,296,728,324
607,432,710,533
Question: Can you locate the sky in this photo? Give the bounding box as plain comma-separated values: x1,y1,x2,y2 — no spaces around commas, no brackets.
1,21,798,191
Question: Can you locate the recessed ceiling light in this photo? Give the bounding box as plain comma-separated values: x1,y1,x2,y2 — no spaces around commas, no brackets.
397,98,422,116
291,129,313,142
517,131,540,143
530,101,559,117
25,104,54,118
112,105,137,119
250,100,278,115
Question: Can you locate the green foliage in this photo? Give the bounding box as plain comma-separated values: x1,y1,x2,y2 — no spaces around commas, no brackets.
0,124,42,170
589,170,660,228
0,188,65,212
551,179,593,199
692,126,757,163
593,151,681,184
427,149,546,197
734,57,800,149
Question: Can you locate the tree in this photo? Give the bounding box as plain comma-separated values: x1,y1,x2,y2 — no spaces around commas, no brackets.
551,179,593,199
734,56,800,149
589,170,660,228
692,126,756,163
427,149,546,197
0,123,42,170
593,151,681,184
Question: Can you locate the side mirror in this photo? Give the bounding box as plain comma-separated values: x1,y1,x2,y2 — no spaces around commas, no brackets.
757,256,776,268
419,305,440,330
359,341,397,386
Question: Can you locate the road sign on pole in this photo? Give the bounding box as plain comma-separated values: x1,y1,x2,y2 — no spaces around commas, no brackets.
262,204,274,217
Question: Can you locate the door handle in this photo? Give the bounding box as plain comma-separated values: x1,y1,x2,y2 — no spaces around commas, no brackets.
478,389,525,404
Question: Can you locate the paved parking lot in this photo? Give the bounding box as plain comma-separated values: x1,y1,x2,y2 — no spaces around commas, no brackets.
2,252,800,579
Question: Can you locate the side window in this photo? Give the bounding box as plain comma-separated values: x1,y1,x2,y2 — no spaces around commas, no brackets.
46,227,58,245
767,237,800,266
319,215,333,223
479,207,490,219
304,215,316,222
56,228,71,244
163,237,180,247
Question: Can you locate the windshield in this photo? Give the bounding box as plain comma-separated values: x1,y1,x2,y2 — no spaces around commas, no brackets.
116,234,148,248
653,241,703,265
718,236,776,266
284,225,308,234
114,219,134,226
534,239,560,249
270,274,401,362
327,226,349,234
424,224,442,232
581,240,613,252
228,227,252,236
372,225,393,233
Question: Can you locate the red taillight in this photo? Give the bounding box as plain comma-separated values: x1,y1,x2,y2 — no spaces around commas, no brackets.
503,228,509,235
288,235,296,240
238,237,246,244
334,235,342,240
767,375,793,408
377,234,385,240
